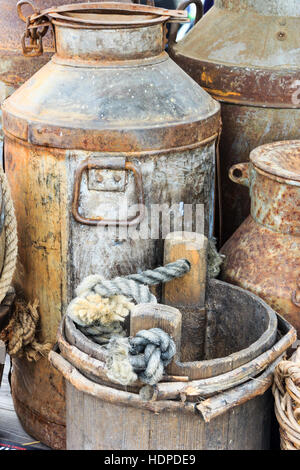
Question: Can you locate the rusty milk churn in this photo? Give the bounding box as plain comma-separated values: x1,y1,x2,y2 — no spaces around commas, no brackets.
221,141,300,336
169,0,300,243
0,0,103,156
3,3,221,448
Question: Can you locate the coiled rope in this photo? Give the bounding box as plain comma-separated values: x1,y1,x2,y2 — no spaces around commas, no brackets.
1,298,52,361
67,259,191,344
106,327,176,386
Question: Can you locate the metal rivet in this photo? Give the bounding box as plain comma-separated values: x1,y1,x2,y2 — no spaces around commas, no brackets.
114,174,121,183
277,31,287,41
96,174,103,183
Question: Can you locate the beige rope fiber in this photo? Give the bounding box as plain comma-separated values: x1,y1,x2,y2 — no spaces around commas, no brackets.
273,348,300,450
0,298,52,361
0,165,18,304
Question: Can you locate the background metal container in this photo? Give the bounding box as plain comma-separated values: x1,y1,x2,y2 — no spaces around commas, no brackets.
169,0,300,244
0,0,104,157
221,141,300,336
3,3,220,448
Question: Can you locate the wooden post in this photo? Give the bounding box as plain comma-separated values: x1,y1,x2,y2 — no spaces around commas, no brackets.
130,303,182,375
163,231,208,362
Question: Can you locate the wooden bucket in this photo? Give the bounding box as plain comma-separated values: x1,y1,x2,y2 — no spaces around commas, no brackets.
49,232,296,449
50,299,295,450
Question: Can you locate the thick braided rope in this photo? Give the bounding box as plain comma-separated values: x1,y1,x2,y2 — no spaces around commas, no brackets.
106,327,176,386
273,348,300,450
0,299,52,361
129,328,176,385
125,259,191,286
69,259,191,342
92,278,157,304
0,166,18,304
75,259,190,300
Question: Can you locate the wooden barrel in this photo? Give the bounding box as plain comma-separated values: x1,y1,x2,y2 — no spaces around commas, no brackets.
49,281,296,450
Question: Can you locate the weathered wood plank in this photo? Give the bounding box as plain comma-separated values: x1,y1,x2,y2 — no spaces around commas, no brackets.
0,357,49,449
163,232,208,363
66,382,271,450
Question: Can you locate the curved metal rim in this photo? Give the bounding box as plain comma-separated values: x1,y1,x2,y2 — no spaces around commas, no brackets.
64,278,279,380
50,12,168,28
250,140,300,184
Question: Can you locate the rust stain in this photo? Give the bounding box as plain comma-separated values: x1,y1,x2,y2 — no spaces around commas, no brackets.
221,141,300,335
169,2,300,243
3,3,220,450
205,88,242,98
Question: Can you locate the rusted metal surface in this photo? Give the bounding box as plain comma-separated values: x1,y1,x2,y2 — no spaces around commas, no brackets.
0,0,101,90
3,3,220,448
0,0,124,166
221,141,300,335
18,2,186,58
169,0,300,243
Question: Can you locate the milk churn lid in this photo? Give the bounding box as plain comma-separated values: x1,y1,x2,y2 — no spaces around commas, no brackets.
18,2,190,28
3,2,220,152
250,141,300,183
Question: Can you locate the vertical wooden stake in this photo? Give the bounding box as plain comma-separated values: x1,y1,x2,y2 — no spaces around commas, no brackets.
130,303,182,374
163,231,208,362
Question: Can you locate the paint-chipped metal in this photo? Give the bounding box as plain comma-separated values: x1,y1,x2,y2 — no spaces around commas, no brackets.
221,141,300,335
169,0,300,243
3,3,220,449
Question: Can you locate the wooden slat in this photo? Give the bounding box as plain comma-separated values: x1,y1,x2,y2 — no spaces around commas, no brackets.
0,356,49,450
163,231,208,362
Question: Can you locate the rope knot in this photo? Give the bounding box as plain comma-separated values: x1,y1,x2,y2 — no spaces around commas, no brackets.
106,328,176,386
129,328,176,385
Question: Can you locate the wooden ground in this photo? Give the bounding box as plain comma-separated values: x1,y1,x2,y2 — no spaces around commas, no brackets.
0,355,49,450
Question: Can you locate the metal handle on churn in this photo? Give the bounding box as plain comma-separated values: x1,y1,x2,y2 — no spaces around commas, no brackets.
229,163,250,188
72,157,145,227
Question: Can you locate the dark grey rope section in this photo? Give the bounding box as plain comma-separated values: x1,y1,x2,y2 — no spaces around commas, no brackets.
125,259,191,286
129,328,176,385
106,327,177,386
92,279,157,304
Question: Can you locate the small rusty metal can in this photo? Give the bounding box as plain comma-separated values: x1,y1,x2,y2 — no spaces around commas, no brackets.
169,0,300,244
221,141,300,336
3,3,220,448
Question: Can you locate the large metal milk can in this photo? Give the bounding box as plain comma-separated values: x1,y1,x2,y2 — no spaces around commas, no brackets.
0,0,102,156
3,3,220,448
169,0,300,244
221,141,300,336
